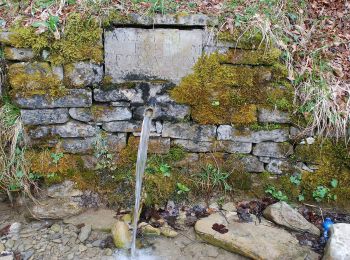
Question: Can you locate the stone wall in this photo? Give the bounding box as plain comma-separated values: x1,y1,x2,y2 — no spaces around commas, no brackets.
0,14,305,175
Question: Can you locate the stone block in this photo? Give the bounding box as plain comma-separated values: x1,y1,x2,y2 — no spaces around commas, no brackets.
54,121,97,138
91,105,132,122
253,142,293,159
104,28,203,84
217,141,252,154
132,137,170,154
61,138,96,154
110,101,130,107
14,89,92,109
240,155,265,173
106,133,127,152
69,108,93,122
258,108,290,123
172,139,214,153
265,159,294,174
217,125,289,143
0,31,13,44
64,62,103,87
4,47,35,61
162,122,216,142
133,103,190,121
94,87,143,103
21,109,69,125
173,153,199,168
103,120,156,133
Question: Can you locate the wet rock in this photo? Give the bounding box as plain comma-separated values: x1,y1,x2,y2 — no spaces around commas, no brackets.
160,226,178,238
162,122,217,142
64,62,103,87
240,155,265,172
64,208,117,231
14,89,92,109
195,213,319,260
263,202,320,236
253,142,293,158
47,181,83,198
4,47,34,61
133,103,190,121
69,108,93,122
265,159,293,174
21,108,69,125
30,198,84,219
217,125,289,143
79,224,92,242
139,223,161,236
0,243,4,252
323,223,350,260
258,108,290,123
0,253,14,260
111,221,131,249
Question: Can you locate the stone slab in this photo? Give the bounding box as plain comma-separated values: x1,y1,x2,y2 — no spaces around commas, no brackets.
14,89,92,109
162,122,216,142
21,108,69,125
4,47,35,61
253,142,293,158
172,139,214,153
104,28,203,84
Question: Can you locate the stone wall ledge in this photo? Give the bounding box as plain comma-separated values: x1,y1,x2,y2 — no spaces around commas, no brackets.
21,108,70,125
111,13,218,27
162,122,217,142
14,89,92,109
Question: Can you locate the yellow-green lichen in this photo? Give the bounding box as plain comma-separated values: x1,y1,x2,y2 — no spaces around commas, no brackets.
217,30,266,49
170,52,289,125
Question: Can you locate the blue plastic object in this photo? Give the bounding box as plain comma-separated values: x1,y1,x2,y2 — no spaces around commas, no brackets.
322,217,334,240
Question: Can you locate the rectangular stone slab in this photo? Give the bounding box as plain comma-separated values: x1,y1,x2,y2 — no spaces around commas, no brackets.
104,28,203,83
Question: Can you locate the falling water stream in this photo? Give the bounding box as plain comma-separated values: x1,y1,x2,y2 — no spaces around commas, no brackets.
130,107,154,258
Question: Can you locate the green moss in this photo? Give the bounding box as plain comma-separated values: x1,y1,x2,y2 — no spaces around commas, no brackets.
249,122,282,131
8,62,64,96
217,30,266,49
102,10,133,27
220,48,281,65
170,52,290,125
266,84,294,111
8,13,102,65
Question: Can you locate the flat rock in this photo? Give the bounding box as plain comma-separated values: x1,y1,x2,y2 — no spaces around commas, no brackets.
64,208,117,231
263,202,320,236
14,89,92,109
30,198,84,220
133,103,190,121
217,141,252,154
4,47,34,61
323,223,350,260
217,125,289,143
195,213,319,260
61,137,95,154
162,122,216,142
253,142,293,158
258,108,290,123
21,108,69,125
104,28,203,84
54,121,97,138
64,62,103,87
265,159,293,174
47,180,83,198
94,87,143,103
240,155,265,172
111,221,131,249
172,139,214,153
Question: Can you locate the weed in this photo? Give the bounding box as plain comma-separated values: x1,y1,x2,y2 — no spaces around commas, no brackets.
265,186,288,201
51,152,64,165
176,182,190,195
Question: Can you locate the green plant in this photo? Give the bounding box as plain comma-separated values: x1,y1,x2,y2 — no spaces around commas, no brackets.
51,152,64,164
265,186,288,201
159,163,171,177
176,182,190,194
32,15,59,33
198,164,233,194
312,186,330,202
290,173,301,186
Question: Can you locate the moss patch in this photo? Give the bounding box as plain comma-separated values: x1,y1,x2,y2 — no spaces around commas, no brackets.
170,52,290,125
8,62,64,96
217,30,266,49
220,48,281,65
8,13,102,65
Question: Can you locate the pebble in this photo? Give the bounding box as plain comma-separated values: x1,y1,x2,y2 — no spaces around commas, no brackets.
104,248,113,256
5,239,15,249
92,240,101,247
0,243,5,251
78,224,92,242
50,224,61,233
79,244,87,252
67,253,74,260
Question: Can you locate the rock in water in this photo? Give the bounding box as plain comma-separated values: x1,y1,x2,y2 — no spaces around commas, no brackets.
195,213,319,260
160,225,178,238
111,221,131,249
30,198,83,219
139,222,161,236
323,223,350,260
263,202,320,236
